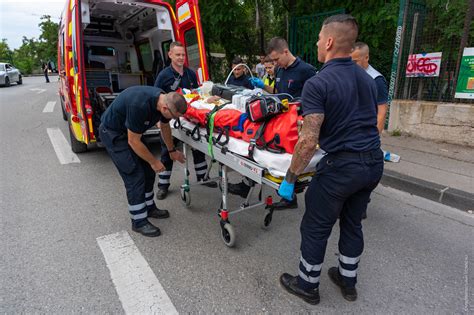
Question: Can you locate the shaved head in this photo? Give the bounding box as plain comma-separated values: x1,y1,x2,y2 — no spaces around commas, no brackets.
321,14,359,53
351,41,370,69
166,92,187,114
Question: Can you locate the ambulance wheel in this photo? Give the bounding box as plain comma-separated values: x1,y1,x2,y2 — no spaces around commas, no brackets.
180,187,191,207
68,124,87,153
221,223,236,247
262,209,273,229
60,97,67,121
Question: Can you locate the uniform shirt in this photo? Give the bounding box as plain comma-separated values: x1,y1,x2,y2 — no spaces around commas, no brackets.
101,86,169,134
274,57,316,98
365,64,388,105
227,74,253,89
302,57,380,153
154,65,198,92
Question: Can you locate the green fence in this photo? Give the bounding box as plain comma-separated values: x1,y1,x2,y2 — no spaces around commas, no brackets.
289,9,345,67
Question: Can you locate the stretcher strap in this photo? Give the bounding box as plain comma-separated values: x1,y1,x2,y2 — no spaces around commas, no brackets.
207,112,217,158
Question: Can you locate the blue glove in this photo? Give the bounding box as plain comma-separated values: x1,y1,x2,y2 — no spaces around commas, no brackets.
249,77,264,89
278,179,295,201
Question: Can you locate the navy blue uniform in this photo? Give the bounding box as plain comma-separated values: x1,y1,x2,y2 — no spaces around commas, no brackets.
99,86,168,225
227,74,253,89
154,65,208,191
297,57,384,291
274,57,316,98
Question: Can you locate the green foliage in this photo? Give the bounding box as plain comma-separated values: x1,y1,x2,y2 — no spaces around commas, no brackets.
2,15,58,74
0,38,13,63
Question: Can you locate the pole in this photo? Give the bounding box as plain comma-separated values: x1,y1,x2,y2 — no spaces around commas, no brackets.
387,0,408,129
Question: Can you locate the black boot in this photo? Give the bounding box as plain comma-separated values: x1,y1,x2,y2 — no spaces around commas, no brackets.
328,267,357,301
273,197,298,210
156,188,168,200
131,219,161,237
279,273,320,305
227,181,251,198
147,206,170,219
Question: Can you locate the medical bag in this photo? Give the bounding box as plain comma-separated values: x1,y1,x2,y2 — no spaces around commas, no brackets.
245,104,300,156
245,95,284,122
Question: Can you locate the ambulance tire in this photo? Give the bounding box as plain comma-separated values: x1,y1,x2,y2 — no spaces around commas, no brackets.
68,123,87,153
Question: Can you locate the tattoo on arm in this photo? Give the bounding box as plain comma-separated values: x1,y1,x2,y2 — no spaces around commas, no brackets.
288,113,324,176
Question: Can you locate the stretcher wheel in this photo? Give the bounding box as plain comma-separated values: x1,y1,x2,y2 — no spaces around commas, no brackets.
221,223,236,247
180,187,191,207
262,209,273,229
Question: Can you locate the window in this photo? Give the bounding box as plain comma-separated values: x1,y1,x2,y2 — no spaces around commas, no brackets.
138,42,153,72
184,28,200,71
60,32,65,69
0,64,4,71
161,40,172,66
72,7,78,73
89,46,116,56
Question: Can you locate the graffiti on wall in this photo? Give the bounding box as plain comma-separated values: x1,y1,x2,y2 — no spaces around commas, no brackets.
406,52,442,77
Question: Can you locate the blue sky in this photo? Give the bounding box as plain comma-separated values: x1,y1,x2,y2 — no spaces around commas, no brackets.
0,0,65,49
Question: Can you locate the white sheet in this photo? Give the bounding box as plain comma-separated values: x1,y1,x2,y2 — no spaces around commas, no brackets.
174,119,324,178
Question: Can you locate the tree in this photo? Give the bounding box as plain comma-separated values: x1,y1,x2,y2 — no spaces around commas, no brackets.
37,15,59,65
0,38,13,63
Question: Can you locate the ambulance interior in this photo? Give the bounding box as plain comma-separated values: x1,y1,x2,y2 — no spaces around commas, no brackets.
81,0,175,95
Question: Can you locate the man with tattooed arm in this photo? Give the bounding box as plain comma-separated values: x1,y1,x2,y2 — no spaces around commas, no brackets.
277,14,384,305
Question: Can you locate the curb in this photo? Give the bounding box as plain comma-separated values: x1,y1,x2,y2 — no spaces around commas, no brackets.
380,169,474,212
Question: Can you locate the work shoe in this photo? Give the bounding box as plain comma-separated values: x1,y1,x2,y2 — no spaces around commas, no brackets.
228,181,251,198
328,267,358,301
156,188,168,200
132,220,161,237
273,197,298,210
279,273,320,305
200,180,218,188
148,206,170,219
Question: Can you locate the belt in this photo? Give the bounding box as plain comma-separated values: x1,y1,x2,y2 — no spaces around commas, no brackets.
328,149,381,160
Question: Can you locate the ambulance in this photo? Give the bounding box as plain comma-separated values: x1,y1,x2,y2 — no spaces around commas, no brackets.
57,0,209,152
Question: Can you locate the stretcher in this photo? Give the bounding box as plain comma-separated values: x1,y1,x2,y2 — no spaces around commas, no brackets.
171,114,324,247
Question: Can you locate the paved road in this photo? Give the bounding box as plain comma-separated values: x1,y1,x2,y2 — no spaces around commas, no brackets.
1,77,473,314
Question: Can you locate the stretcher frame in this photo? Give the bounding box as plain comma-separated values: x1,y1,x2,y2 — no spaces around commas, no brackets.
172,120,311,247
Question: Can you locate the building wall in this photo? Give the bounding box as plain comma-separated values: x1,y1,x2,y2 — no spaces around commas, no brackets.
388,100,474,147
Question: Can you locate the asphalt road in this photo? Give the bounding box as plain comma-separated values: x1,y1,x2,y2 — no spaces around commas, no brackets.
1,76,473,314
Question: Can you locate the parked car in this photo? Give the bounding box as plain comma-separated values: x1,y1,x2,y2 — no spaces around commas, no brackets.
0,63,22,86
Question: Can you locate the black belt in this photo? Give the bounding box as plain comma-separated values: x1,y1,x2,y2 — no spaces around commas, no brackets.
328,149,381,160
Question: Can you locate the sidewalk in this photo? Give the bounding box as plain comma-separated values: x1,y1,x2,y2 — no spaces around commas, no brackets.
380,133,474,211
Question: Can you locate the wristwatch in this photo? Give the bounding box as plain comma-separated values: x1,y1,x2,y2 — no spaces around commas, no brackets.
168,147,177,153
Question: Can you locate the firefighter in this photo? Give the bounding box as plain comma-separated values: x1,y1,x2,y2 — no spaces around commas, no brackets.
154,41,217,200
230,37,316,209
99,86,187,237
277,14,384,304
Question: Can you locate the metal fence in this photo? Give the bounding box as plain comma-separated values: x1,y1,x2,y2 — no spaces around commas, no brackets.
390,0,473,103
289,9,345,68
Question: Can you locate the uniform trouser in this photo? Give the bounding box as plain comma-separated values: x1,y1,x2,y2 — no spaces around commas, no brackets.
158,135,208,190
99,124,157,225
297,149,384,290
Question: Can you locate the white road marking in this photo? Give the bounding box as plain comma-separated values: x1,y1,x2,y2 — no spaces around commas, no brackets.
43,101,56,113
46,128,80,165
97,231,178,315
29,88,46,94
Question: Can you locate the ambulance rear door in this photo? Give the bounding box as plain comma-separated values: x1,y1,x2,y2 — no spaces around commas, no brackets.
175,0,209,84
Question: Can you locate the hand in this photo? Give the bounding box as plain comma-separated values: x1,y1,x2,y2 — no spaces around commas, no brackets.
278,179,295,201
249,77,264,89
169,150,186,163
206,95,221,103
151,160,166,173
